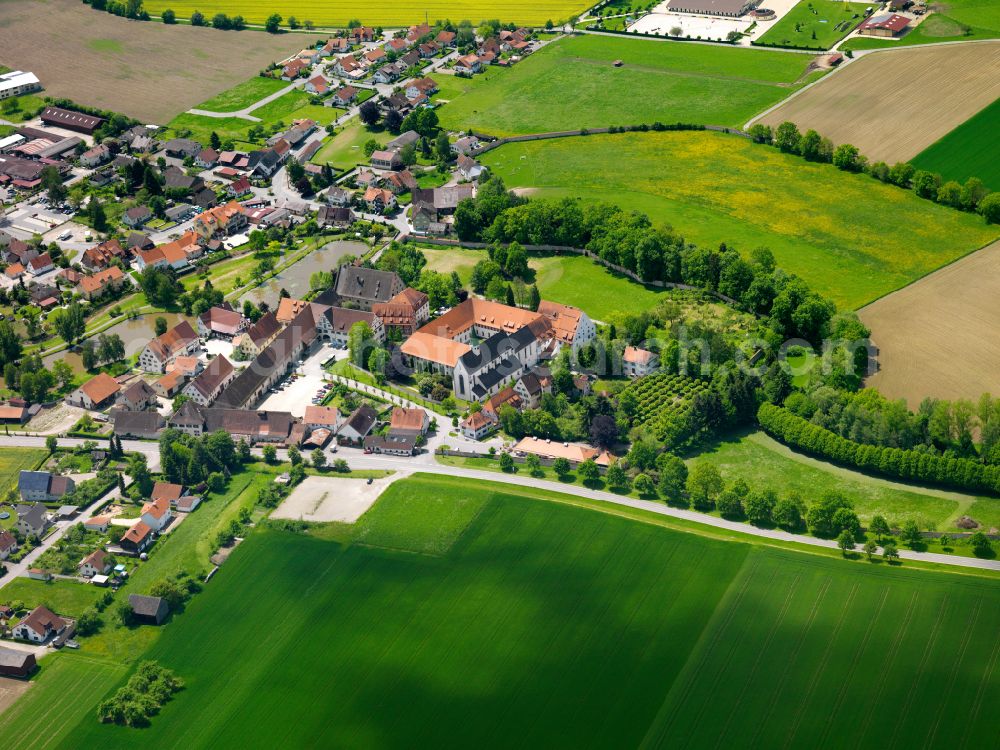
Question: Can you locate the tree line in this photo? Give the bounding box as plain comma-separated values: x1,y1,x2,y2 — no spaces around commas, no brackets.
454,177,840,346
758,403,1000,495
748,121,1000,224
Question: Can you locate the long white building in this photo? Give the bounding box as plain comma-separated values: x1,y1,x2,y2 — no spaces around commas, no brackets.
0,71,41,101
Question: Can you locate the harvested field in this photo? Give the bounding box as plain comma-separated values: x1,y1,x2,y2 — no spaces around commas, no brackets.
0,677,31,717
756,41,1000,163
859,240,1000,406
0,0,303,123
271,474,405,523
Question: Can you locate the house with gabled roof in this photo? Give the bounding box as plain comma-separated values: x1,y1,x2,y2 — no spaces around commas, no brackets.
0,529,18,561
335,266,404,311
120,520,154,554
118,380,158,411
182,355,235,406
12,606,68,643
14,501,50,537
78,549,111,578
141,497,172,532
233,311,281,358
198,304,247,339
67,372,121,409
138,320,200,373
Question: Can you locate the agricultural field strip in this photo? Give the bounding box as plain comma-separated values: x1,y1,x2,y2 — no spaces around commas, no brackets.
756,41,1000,163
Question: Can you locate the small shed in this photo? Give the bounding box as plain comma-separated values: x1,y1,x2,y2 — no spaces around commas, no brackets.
128,594,170,625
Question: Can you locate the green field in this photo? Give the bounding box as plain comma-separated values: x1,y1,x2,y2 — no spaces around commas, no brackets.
0,447,47,493
167,90,339,147
0,578,103,616
757,0,869,49
0,654,126,750
912,96,1000,191
194,76,290,113
695,430,992,531
310,117,382,170
435,34,818,135
844,2,1000,50
421,245,667,319
139,0,587,26
49,475,1000,748
481,130,1000,309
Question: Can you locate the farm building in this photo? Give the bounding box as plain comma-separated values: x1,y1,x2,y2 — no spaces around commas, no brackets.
857,13,911,36
0,646,37,678
128,594,170,625
666,0,758,17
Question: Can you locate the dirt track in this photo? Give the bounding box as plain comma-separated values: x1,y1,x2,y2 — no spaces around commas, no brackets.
757,41,1000,163
0,0,303,123
860,240,1000,406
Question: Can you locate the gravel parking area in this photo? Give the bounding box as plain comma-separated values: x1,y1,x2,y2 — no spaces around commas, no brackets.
271,474,405,524
256,344,339,417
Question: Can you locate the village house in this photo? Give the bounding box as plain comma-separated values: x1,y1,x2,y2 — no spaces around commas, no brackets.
12,606,68,644
232,311,282,358
315,305,385,348
339,405,378,443
457,153,486,182
79,143,111,168
122,205,152,229
67,372,121,409
195,148,219,168
152,369,188,398
77,265,128,300
405,77,438,100
165,138,201,159
81,239,125,271
304,405,341,432
460,409,496,440
112,410,167,439
14,506,49,539
372,287,429,336
304,75,330,96
84,516,111,533
364,433,417,456
0,529,18,561
138,320,200,373
134,231,203,271
120,521,154,554
151,481,184,505
141,497,172,532
78,549,112,578
192,201,247,239
198,304,248,339
331,85,359,107
226,176,252,198
281,57,310,80
167,402,297,443
514,436,614,467
19,471,75,504
623,346,658,378
181,355,236,407
454,54,483,76
317,205,355,229
364,186,397,212
370,149,402,171
117,380,159,411
334,266,405,311
27,253,54,276
389,406,429,436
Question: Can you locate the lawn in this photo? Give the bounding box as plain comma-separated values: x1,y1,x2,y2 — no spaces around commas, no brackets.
756,0,869,49
52,474,1000,748
0,578,103,617
435,34,817,135
693,430,992,531
912,96,1000,191
843,2,1000,50
0,447,47,495
139,0,588,26
421,245,668,319
0,93,47,122
194,76,289,112
309,117,383,170
481,130,1000,309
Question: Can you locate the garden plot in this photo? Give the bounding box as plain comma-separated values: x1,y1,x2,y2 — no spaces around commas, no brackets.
271,474,406,523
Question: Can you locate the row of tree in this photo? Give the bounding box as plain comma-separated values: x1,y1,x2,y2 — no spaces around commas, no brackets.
758,403,1000,495
158,428,247,487
748,121,1000,224
453,178,840,345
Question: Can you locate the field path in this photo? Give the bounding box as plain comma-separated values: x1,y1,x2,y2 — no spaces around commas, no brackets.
187,79,300,121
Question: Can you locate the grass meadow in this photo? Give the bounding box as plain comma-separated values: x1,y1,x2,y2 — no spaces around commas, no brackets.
194,76,289,112
481,130,1000,309
139,0,587,26
167,90,341,148
420,245,667,319
50,474,1000,748
310,117,382,171
0,447,47,494
757,0,869,49
435,34,817,135
844,1,1000,50
694,430,992,531
912,96,1000,191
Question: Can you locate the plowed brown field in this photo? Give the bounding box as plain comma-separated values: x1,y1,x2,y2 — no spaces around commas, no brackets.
859,240,1000,406
756,41,1000,163
0,0,302,123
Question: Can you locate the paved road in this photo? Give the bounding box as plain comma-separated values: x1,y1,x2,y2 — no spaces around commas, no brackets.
1,435,997,573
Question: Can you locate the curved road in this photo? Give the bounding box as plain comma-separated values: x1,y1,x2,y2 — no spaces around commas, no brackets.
3,436,999,573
